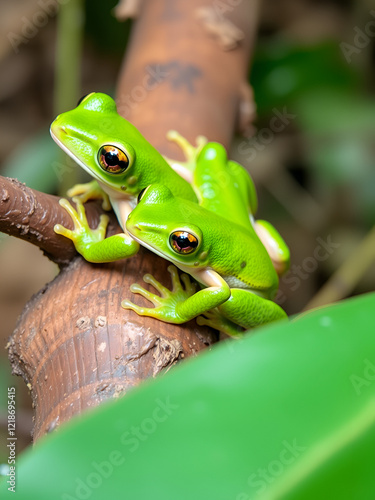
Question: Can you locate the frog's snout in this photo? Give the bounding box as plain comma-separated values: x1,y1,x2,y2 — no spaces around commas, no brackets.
50,120,68,140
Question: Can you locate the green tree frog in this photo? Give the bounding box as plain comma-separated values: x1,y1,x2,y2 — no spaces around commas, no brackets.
50,91,289,277
50,92,198,262
122,183,287,336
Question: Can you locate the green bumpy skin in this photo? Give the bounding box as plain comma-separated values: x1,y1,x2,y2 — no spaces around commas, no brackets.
123,184,287,336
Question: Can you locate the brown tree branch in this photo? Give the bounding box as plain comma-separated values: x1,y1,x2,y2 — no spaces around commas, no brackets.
6,0,258,441
0,176,119,266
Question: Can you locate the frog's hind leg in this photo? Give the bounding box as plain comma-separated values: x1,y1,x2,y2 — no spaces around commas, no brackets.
218,289,287,330
197,309,244,338
167,130,207,165
254,220,291,276
164,131,208,180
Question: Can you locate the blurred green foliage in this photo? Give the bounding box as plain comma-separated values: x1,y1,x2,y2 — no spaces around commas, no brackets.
251,37,375,222
251,40,361,116
84,0,132,54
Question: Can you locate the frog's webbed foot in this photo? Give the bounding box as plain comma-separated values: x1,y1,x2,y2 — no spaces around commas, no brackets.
67,180,111,211
55,197,109,243
197,309,244,338
55,197,139,262
165,131,208,176
54,197,109,248
122,265,197,323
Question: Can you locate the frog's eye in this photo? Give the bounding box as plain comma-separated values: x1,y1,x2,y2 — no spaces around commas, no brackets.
98,145,129,174
77,92,95,106
169,231,199,254
137,186,150,204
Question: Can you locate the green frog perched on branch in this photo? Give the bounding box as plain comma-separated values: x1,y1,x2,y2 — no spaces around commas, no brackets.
50,92,289,335
123,181,287,337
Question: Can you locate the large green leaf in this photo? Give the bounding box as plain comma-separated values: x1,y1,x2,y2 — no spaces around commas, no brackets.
1,293,375,499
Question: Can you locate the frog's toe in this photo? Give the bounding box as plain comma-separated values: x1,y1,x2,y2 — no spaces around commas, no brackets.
96,214,110,236
180,273,197,295
121,298,161,319
54,224,73,239
129,283,162,306
167,265,185,293
142,273,171,298
59,198,78,217
67,185,85,199
196,135,208,149
101,193,111,211
121,299,143,313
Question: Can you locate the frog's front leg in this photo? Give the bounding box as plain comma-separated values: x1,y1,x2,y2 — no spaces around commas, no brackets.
54,198,139,263
122,265,231,324
67,180,111,211
218,289,287,330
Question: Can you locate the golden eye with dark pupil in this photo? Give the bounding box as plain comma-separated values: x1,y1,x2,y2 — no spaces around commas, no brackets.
98,146,129,174
170,231,198,254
